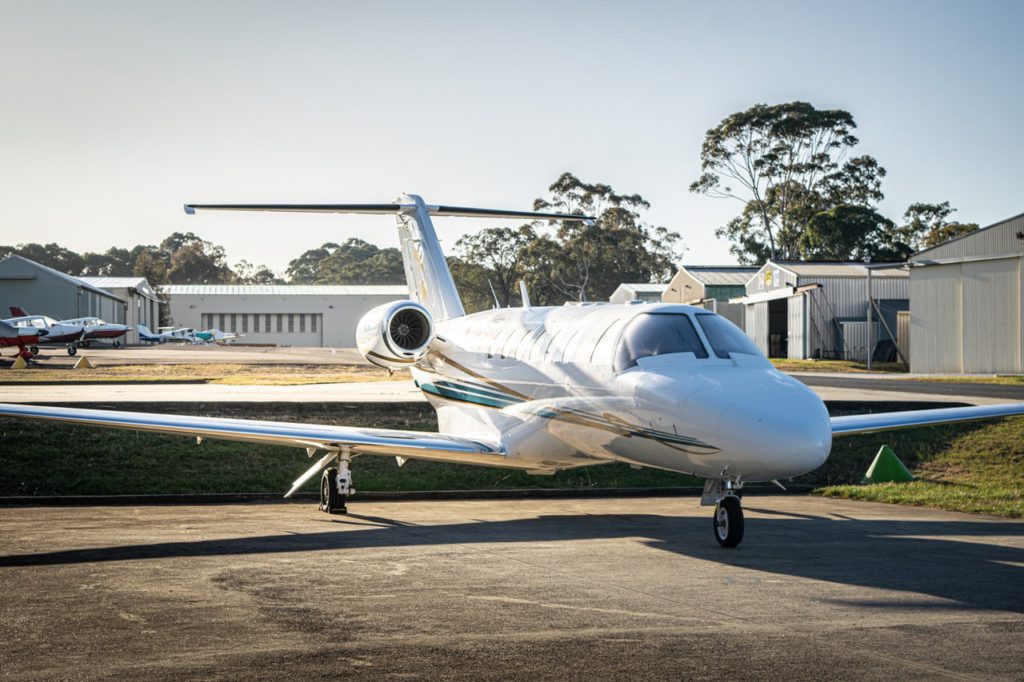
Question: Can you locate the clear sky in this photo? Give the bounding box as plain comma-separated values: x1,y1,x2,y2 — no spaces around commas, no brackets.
2,0,1022,275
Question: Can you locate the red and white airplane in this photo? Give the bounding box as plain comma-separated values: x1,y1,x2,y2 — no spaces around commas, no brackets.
60,317,131,347
0,319,45,360
4,309,86,356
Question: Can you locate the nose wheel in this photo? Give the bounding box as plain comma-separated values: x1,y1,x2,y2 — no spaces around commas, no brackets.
713,496,744,548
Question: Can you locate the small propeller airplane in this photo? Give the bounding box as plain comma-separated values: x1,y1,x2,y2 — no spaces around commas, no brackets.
61,317,131,347
4,310,85,356
138,324,196,344
0,319,45,360
2,194,1023,547
193,328,239,345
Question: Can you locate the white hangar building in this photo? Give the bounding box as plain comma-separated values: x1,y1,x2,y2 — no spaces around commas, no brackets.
608,283,668,305
163,284,408,347
736,261,908,361
908,212,1023,374
78,277,162,345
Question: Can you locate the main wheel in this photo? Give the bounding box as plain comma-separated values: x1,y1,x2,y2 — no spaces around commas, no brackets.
67,346,77,356
713,496,744,548
30,345,39,355
319,467,346,514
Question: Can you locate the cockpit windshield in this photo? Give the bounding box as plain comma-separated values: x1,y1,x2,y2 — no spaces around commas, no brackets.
695,313,761,359
614,313,708,371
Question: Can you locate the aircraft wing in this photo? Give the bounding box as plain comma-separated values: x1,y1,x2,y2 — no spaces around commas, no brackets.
0,403,507,494
831,402,1024,437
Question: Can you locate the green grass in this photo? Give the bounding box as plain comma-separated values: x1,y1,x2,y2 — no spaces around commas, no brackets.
817,415,1024,517
770,359,906,373
2,403,1021,517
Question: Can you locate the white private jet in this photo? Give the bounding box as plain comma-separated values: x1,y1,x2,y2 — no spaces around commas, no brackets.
2,194,1022,548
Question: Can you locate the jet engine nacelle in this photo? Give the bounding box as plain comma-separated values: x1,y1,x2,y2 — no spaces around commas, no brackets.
356,301,435,369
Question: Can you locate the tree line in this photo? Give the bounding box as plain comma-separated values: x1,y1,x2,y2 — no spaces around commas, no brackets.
2,103,979,313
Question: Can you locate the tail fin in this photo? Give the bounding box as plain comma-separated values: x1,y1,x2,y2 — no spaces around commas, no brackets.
183,195,594,321
394,194,464,320
10,307,27,317
138,324,155,338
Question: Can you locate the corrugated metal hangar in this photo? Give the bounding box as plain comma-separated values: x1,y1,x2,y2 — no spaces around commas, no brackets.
164,284,408,347
609,283,667,304
0,255,126,324
662,265,759,329
78,277,162,345
735,261,908,361
908,212,1023,373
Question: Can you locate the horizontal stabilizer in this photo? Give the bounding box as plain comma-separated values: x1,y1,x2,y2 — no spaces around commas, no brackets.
184,202,594,224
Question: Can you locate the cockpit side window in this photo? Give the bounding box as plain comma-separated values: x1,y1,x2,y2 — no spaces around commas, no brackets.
695,313,762,359
613,313,708,371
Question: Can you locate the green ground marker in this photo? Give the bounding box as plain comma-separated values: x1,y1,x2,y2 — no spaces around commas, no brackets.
862,445,914,484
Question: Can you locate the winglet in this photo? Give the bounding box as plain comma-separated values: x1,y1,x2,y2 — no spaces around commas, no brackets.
183,204,196,215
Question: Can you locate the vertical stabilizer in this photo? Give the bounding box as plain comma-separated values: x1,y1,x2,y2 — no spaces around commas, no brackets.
396,194,465,320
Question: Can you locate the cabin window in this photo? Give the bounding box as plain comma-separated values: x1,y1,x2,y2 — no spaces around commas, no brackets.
613,313,708,371
695,313,761,359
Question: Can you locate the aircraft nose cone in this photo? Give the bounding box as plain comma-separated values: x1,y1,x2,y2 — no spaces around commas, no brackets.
718,383,831,479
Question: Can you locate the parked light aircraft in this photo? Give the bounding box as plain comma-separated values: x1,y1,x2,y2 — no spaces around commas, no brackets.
2,194,1023,547
193,329,239,344
139,325,196,344
62,317,131,347
0,319,44,359
3,313,85,356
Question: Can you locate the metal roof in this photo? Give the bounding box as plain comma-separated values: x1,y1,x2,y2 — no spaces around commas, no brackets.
678,265,759,286
162,284,409,296
0,255,124,300
615,283,669,293
772,261,908,278
79,276,161,300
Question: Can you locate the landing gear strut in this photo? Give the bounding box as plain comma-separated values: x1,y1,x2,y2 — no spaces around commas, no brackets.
702,478,745,548
319,453,353,514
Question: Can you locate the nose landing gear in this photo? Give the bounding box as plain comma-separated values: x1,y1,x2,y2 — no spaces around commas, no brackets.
702,478,745,548
713,496,744,548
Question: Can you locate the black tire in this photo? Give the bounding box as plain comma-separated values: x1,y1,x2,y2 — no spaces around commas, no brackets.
67,346,77,356
713,496,744,548
113,340,121,348
29,346,39,355
320,467,346,514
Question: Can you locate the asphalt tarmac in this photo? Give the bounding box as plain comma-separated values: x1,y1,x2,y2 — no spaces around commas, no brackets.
2,497,1022,680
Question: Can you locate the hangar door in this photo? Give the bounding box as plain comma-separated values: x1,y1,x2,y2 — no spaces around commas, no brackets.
205,313,325,347
962,258,1020,373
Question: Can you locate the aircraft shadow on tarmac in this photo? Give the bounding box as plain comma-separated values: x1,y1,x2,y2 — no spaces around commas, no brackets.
1,511,1022,613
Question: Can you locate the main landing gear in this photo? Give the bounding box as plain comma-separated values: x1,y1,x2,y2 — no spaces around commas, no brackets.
67,344,77,356
702,478,744,548
320,453,354,514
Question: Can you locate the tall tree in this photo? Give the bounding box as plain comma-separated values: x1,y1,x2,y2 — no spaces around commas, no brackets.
523,173,683,304
690,102,886,262
899,202,979,251
161,232,234,284
452,226,536,308
799,205,910,262
286,239,405,285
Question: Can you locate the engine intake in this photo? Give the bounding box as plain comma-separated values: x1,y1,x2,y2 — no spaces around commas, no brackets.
356,301,435,369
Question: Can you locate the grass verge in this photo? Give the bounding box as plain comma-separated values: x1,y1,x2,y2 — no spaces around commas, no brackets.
770,359,906,373
2,402,1020,517
817,413,1024,517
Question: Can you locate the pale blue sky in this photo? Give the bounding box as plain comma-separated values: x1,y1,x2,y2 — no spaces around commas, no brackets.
2,1,1022,274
